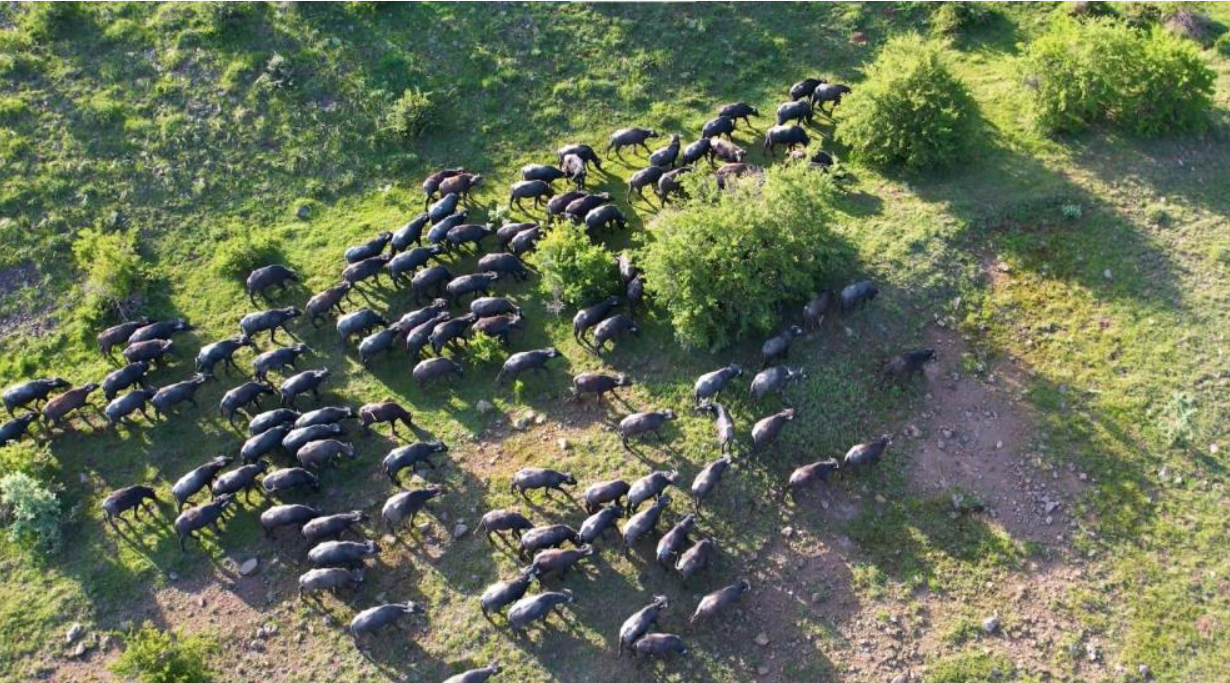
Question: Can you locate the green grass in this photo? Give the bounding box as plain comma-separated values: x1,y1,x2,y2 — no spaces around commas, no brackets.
2,2,1230,682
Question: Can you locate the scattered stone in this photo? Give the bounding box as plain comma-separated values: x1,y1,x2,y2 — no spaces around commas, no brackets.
757,664,770,675
891,674,910,683
755,632,770,646
239,558,260,576
71,642,88,659
1044,500,1060,514
197,597,206,608
452,523,470,540
1103,268,1112,280
982,614,1000,635
249,639,265,652
995,440,1004,450
941,428,954,439
534,413,546,425
906,425,922,438
295,204,311,220
476,400,495,414
168,572,179,581
1138,664,1151,679
557,438,570,451
1086,642,1100,662
66,623,84,644
780,526,794,539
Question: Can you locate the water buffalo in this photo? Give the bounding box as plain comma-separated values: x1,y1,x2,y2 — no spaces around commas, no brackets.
718,102,759,128
496,348,560,384
98,318,150,357
763,124,809,157
618,410,677,449
174,494,234,551
240,307,301,344
172,456,231,511
252,343,311,381
556,143,602,170
701,115,735,140
359,400,415,437
607,128,658,160
3,377,69,416
246,264,298,304
305,282,353,325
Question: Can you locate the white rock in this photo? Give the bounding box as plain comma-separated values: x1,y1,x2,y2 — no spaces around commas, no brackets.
239,558,259,576
755,632,770,646
476,400,495,414
66,623,84,644
982,614,1000,634
452,523,470,540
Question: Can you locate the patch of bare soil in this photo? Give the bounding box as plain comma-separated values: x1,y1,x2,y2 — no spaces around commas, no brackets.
738,327,1100,683
0,260,55,340
905,330,1086,548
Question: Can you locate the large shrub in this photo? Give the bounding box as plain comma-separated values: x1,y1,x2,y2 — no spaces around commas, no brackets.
1020,19,1215,136
212,231,283,281
111,622,216,683
533,224,618,307
0,472,62,552
835,34,978,170
639,163,841,350
378,88,437,141
72,227,145,316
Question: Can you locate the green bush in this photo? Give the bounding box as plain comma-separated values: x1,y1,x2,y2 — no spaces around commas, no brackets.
212,232,283,281
0,441,58,481
72,228,145,314
929,2,992,35
378,88,437,141
1217,32,1230,57
111,622,215,683
21,2,89,42
533,224,618,307
639,163,842,350
1020,19,1215,137
0,472,62,552
835,34,979,170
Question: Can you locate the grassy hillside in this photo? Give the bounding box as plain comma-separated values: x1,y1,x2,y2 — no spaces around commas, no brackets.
2,3,1230,683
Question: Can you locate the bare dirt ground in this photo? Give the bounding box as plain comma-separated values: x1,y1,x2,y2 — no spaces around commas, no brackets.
736,329,1100,683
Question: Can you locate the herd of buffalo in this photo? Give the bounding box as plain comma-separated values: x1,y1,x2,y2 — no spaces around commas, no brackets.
0,75,941,677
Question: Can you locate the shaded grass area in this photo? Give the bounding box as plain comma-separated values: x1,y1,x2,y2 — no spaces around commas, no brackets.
2,2,1230,683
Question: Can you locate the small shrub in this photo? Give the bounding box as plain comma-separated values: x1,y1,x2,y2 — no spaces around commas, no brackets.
255,53,293,90
0,441,59,481
835,34,979,170
1160,391,1197,445
212,232,283,281
1217,32,1230,57
79,90,129,129
1144,203,1172,226
21,2,89,41
378,88,437,141
533,224,618,307
72,228,145,315
1060,203,1083,220
1118,2,1164,30
111,622,216,683
639,163,842,350
1066,1,1116,19
1020,19,1215,137
929,2,992,35
466,332,505,366
0,95,29,123
0,472,62,552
